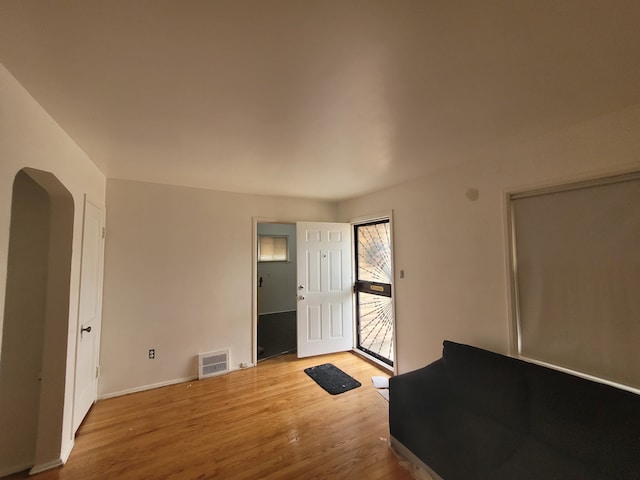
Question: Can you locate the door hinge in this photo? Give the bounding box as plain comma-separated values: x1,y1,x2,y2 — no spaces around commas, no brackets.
102,227,106,239
96,365,100,379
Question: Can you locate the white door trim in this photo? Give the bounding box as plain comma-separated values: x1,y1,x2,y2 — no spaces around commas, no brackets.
71,195,105,433
251,217,295,365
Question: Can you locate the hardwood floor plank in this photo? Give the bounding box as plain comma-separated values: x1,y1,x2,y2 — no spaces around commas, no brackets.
2,352,413,480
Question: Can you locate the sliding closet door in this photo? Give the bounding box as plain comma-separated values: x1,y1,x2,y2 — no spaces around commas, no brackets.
510,173,640,389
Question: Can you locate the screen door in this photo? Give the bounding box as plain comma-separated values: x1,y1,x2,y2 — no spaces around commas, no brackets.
354,219,394,366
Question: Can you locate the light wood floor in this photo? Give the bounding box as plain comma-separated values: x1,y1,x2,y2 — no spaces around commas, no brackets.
4,352,413,480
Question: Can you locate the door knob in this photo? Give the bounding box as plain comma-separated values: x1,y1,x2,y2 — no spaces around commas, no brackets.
298,295,305,300
298,285,304,290
81,325,92,334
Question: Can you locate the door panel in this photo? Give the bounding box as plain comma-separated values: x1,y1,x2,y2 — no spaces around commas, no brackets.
330,303,344,337
328,250,343,291
306,250,322,293
307,305,322,341
297,222,352,358
73,197,105,433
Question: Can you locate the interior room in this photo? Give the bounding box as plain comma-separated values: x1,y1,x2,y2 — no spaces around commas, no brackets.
1,1,639,478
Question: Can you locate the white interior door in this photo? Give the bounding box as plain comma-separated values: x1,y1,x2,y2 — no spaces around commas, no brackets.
73,197,105,433
296,222,353,358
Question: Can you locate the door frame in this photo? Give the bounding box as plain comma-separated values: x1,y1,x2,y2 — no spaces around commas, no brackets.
252,217,297,365
350,211,397,374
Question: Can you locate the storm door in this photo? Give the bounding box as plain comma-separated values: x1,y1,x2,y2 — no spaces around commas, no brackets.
354,219,394,367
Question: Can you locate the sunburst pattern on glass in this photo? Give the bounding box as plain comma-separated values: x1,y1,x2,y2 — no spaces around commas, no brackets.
358,293,394,361
357,222,392,283
356,222,393,363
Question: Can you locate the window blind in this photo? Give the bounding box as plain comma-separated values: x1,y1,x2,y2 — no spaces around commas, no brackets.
258,235,288,262
511,174,640,390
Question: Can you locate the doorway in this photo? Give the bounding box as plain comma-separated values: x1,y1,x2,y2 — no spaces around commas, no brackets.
354,219,394,367
256,223,297,361
0,168,74,474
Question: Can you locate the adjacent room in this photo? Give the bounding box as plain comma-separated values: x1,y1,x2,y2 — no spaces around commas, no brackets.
1,1,639,478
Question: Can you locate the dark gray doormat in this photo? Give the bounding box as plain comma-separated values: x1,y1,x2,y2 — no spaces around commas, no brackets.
304,363,362,395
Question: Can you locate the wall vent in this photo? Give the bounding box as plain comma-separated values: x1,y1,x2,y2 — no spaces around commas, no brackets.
198,349,229,380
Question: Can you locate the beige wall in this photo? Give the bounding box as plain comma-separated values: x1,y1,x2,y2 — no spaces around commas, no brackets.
0,64,106,474
98,104,640,395
338,104,640,375
99,179,337,397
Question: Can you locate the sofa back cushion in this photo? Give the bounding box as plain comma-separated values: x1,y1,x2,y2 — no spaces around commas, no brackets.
526,363,640,478
442,341,529,432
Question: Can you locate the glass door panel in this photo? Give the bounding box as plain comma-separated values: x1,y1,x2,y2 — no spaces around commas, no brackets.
354,220,394,366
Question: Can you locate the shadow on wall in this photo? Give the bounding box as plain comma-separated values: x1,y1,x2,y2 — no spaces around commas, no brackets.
0,168,74,476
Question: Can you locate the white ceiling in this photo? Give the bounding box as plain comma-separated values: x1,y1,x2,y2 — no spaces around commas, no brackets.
1,1,639,200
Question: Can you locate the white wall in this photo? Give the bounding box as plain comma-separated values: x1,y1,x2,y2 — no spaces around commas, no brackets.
257,223,297,315
338,105,640,375
99,179,337,397
0,63,106,475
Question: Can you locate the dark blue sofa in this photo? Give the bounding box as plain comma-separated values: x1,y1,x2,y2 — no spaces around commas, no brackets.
389,340,640,480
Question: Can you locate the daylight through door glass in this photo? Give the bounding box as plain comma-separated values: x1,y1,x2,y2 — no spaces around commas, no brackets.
354,220,394,366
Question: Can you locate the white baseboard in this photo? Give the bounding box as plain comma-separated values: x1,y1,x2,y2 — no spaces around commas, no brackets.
0,441,74,477
0,462,32,477
61,438,75,464
29,457,63,475
390,436,442,480
98,375,198,400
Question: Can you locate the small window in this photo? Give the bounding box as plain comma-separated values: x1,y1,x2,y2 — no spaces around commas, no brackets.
258,235,289,262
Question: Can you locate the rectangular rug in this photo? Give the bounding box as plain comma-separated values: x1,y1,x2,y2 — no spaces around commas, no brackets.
304,363,362,395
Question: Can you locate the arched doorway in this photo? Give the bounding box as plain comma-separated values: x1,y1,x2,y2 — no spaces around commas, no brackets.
0,168,74,475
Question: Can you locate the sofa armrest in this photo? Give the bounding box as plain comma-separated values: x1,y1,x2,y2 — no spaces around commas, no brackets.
389,359,448,440
390,359,448,408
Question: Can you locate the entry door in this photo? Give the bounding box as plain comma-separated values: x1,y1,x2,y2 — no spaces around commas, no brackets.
73,197,105,433
296,222,353,358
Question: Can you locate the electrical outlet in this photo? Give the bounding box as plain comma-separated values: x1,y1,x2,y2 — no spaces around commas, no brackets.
148,349,155,359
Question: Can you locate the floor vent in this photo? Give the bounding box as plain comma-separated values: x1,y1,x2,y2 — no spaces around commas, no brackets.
198,349,229,380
